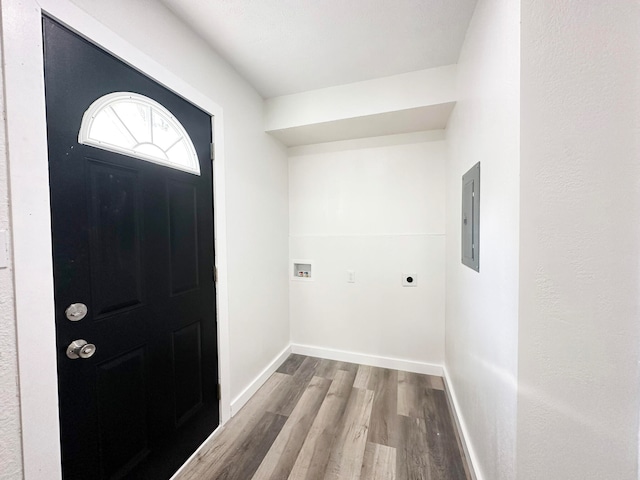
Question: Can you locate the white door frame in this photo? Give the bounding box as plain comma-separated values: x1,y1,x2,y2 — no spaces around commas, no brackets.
1,1,231,478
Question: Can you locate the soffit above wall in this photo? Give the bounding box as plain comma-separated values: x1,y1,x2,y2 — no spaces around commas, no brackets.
265,66,457,146
269,103,455,147
159,0,477,98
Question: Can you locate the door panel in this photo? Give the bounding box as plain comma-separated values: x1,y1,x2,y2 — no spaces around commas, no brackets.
96,347,150,479
172,321,203,425
89,161,144,315
168,181,200,295
43,16,218,479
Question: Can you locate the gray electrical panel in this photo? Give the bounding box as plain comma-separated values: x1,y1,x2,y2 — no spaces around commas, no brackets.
462,162,480,271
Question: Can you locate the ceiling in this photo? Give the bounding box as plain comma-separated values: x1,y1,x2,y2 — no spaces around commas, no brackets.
159,0,478,99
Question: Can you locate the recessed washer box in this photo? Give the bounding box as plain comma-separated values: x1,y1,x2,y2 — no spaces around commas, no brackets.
292,259,313,281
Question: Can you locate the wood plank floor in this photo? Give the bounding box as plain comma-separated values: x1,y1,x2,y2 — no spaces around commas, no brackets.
175,355,471,480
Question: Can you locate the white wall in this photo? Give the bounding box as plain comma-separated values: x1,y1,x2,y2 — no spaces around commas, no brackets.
0,38,23,479
289,132,446,368
444,0,520,479
518,1,640,478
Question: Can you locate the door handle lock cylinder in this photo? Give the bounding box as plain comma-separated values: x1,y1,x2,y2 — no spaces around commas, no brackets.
66,339,97,359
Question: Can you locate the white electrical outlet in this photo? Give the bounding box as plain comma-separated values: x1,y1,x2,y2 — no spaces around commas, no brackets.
402,273,417,287
347,270,355,283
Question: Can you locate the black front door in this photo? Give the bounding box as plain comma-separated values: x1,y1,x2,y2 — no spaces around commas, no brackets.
43,17,219,479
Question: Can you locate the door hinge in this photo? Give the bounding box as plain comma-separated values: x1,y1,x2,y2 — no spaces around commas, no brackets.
217,383,221,400
210,143,215,161
213,266,218,283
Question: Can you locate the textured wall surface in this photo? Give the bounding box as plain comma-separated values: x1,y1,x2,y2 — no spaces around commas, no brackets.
444,0,520,479
289,132,446,366
518,1,640,478
0,36,24,479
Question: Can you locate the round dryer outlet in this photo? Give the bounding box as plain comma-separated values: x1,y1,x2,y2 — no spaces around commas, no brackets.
402,274,417,287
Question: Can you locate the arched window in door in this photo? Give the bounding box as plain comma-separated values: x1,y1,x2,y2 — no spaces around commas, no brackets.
78,92,201,175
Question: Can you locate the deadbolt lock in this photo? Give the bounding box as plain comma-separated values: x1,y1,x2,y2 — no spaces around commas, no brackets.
65,303,88,322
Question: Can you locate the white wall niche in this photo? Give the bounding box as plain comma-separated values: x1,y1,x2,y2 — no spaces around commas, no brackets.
289,131,446,367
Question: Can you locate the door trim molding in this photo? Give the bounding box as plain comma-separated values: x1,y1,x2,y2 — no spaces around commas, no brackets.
1,1,231,478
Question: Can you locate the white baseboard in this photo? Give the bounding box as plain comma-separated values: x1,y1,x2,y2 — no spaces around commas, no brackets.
291,343,444,377
229,344,292,416
443,366,482,480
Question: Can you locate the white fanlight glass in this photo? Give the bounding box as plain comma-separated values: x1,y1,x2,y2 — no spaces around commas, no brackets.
78,92,201,175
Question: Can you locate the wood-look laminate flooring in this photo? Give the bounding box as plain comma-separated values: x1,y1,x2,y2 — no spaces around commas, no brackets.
176,355,471,480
